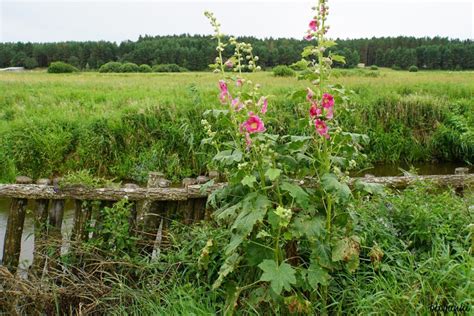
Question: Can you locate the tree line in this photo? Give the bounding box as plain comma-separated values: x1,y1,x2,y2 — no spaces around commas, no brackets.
0,35,472,70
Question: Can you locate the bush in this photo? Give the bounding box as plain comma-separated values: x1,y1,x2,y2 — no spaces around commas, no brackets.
391,65,402,71
119,62,140,73
99,61,122,73
47,61,79,73
272,65,295,77
138,64,152,73
409,65,418,72
370,65,378,70
152,64,187,72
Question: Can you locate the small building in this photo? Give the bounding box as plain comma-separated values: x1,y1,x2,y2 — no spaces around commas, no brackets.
0,67,25,72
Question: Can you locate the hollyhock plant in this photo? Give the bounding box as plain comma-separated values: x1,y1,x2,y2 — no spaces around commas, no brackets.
310,103,322,118
231,97,244,111
304,33,314,41
309,19,318,31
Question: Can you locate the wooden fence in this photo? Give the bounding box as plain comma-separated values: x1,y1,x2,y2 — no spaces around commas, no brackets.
0,168,472,275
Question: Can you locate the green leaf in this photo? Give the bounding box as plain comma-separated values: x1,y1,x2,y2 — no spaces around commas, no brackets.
213,253,241,289
290,215,324,239
265,168,281,181
321,173,352,202
354,180,385,196
281,182,309,208
241,175,257,187
258,260,296,295
330,54,346,64
289,89,308,101
307,263,329,288
203,109,230,118
213,149,243,166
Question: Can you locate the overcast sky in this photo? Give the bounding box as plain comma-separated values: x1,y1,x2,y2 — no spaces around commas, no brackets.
1,0,473,43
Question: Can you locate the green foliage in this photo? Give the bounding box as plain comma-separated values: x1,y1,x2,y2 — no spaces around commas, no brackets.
370,65,378,70
60,169,118,189
99,61,122,73
391,64,402,71
409,65,418,72
24,57,38,69
119,62,140,73
152,63,187,72
138,64,152,73
47,61,79,73
272,65,296,77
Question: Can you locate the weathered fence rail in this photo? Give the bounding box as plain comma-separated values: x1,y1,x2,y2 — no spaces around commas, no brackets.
0,168,472,275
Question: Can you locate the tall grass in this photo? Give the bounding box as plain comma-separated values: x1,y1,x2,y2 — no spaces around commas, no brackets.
0,69,472,182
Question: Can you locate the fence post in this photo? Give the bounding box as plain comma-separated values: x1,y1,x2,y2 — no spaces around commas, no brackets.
455,167,469,196
31,178,51,274
46,177,65,271
2,176,32,273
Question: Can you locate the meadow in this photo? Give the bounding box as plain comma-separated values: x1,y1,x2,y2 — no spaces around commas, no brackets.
0,68,473,183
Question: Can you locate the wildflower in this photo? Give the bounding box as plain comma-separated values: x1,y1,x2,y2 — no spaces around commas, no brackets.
219,80,230,103
241,113,266,134
309,19,318,31
236,78,244,87
231,97,244,111
325,107,333,119
309,103,322,118
321,93,334,109
314,119,330,139
258,96,268,114
245,132,252,149
304,33,314,41
224,59,234,68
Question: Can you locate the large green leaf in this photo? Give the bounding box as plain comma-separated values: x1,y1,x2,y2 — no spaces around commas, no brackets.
307,262,329,288
241,175,257,187
321,173,352,202
212,253,241,289
281,182,309,208
265,168,281,181
258,260,296,295
290,215,324,240
213,149,243,166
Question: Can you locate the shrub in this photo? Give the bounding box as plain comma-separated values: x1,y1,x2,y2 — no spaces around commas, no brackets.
391,65,401,71
119,62,140,73
272,65,295,77
99,61,122,73
409,65,418,72
138,64,152,73
47,61,79,73
370,65,378,70
152,64,187,72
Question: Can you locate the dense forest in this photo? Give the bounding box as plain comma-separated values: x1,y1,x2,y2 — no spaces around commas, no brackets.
0,35,473,70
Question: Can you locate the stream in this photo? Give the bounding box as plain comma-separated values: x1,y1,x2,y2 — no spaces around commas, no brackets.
0,162,471,268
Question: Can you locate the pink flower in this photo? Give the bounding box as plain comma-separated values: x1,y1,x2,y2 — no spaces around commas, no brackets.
224,59,234,68
232,97,244,111
306,88,314,101
314,119,330,139
310,104,322,118
245,132,252,150
321,93,334,109
236,78,244,87
219,80,230,104
219,80,228,94
309,19,318,31
304,33,314,41
325,107,334,120
241,113,266,134
258,96,268,114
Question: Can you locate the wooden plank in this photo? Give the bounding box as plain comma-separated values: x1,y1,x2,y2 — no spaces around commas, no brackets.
31,178,51,274
2,176,32,273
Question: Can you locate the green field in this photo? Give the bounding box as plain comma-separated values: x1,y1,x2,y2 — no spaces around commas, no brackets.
0,69,472,183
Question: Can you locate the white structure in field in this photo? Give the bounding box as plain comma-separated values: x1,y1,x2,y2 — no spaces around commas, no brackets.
0,67,25,72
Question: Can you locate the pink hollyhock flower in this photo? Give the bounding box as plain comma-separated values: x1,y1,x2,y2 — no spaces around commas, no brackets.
304,33,314,41
325,107,334,120
219,80,228,94
220,92,230,104
245,132,252,149
241,113,266,134
306,88,314,101
314,119,330,139
258,96,268,114
309,19,318,31
236,78,244,87
224,59,234,68
321,93,334,109
231,97,244,111
310,104,322,118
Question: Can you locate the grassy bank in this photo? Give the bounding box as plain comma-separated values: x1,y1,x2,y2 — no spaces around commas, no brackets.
0,69,473,182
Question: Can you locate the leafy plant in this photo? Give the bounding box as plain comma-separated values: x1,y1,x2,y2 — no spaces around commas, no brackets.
272,65,296,77
47,61,79,73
